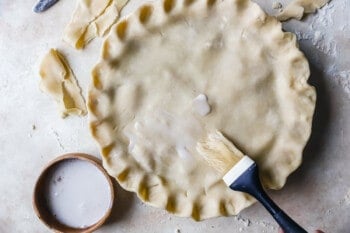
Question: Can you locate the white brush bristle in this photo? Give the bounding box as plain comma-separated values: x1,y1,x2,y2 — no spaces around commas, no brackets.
196,131,245,176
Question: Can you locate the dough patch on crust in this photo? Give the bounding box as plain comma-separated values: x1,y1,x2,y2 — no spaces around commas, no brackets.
88,0,316,220
277,0,331,21
39,49,87,117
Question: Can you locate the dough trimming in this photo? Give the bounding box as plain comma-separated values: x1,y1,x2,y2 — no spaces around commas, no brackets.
39,49,87,117
277,0,331,21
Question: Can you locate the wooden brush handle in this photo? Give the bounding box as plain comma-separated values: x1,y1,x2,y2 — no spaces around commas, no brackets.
229,164,308,233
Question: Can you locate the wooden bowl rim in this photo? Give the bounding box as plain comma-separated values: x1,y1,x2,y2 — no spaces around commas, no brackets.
32,153,115,233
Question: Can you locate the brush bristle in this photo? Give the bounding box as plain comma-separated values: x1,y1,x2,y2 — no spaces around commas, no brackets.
196,131,244,176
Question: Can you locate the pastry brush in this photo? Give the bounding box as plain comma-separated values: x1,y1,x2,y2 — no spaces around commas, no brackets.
197,131,308,233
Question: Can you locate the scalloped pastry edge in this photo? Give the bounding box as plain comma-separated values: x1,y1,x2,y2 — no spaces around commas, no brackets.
88,0,316,220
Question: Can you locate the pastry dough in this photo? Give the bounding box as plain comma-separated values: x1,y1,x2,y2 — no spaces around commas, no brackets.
39,49,87,117
64,0,129,49
277,0,331,21
88,0,316,220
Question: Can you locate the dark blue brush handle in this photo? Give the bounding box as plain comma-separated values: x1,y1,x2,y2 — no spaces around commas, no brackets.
33,0,59,13
230,164,308,233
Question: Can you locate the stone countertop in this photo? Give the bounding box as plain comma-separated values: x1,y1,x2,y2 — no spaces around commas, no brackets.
0,0,349,232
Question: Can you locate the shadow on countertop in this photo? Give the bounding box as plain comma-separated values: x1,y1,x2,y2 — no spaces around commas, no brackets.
285,60,332,190
104,180,135,225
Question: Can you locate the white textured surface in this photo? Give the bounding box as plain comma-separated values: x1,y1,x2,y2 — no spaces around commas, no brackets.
0,0,349,232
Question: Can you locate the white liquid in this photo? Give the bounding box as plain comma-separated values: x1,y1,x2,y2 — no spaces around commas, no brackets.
192,94,211,116
45,159,111,228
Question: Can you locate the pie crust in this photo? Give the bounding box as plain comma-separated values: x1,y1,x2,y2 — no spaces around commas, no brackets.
88,0,316,220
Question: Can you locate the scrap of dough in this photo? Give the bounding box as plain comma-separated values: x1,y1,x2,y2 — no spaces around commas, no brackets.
277,0,331,21
64,0,129,49
88,0,316,220
272,2,283,10
39,49,87,117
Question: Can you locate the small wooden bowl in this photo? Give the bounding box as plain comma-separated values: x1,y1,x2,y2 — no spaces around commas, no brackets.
33,153,114,233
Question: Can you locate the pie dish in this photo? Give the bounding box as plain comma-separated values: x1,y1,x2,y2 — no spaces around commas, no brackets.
88,0,316,220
